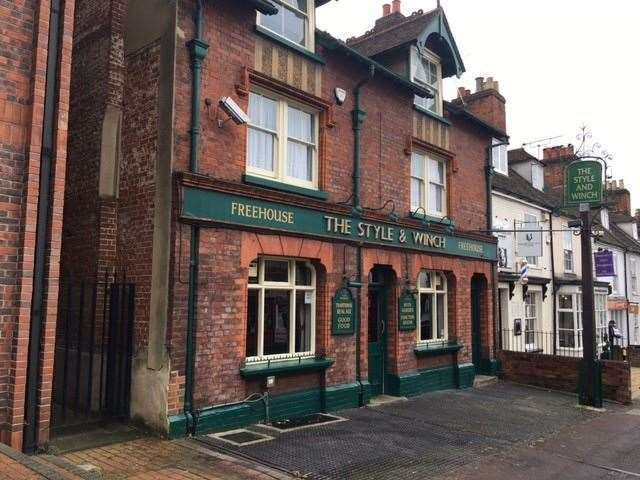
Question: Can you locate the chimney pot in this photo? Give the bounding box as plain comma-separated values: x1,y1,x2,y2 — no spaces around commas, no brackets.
620,179,625,189
392,0,401,14
382,3,391,16
475,77,484,92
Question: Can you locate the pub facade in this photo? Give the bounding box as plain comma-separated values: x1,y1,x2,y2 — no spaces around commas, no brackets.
50,0,503,443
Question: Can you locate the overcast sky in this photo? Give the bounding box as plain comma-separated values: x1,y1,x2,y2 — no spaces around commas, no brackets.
317,0,640,213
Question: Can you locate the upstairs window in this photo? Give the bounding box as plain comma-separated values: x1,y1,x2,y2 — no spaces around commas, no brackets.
531,163,544,190
631,258,638,294
563,229,574,273
247,90,318,189
492,138,508,175
601,208,610,230
257,0,314,50
411,151,446,217
411,47,442,115
523,213,540,266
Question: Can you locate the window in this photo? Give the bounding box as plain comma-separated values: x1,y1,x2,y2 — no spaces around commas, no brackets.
492,138,508,175
247,91,318,189
611,252,619,293
257,0,314,50
524,293,539,350
601,208,610,230
523,213,540,266
411,151,446,216
596,294,608,346
411,47,442,115
246,258,315,361
558,293,582,349
563,229,574,273
631,258,638,294
531,163,544,190
416,271,448,343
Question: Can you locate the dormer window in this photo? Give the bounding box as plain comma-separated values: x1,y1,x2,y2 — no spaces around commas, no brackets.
411,46,442,115
531,163,544,190
257,0,315,50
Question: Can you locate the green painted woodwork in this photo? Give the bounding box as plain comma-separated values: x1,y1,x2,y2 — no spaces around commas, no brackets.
239,357,334,379
409,210,454,225
387,363,476,397
324,383,360,412
367,285,387,396
457,363,476,388
471,279,482,372
564,160,603,206
398,292,417,331
168,413,188,439
243,174,329,200
181,187,497,261
413,341,462,357
255,25,326,64
332,288,356,335
477,358,501,376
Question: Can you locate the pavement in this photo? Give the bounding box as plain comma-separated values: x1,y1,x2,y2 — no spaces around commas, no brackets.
2,382,639,479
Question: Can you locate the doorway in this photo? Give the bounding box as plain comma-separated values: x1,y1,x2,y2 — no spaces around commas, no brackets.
368,267,391,396
471,276,486,373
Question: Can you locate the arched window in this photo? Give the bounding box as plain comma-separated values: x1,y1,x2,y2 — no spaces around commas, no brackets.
246,257,316,361
417,271,448,343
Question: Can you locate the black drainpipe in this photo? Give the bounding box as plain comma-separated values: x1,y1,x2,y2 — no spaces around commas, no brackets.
351,65,374,405
23,0,62,454
184,0,208,436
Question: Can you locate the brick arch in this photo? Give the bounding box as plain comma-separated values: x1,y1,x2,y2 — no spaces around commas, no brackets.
240,232,334,271
362,248,404,280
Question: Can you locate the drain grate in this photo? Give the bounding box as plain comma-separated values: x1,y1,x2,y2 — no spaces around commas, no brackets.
210,429,274,446
265,413,347,432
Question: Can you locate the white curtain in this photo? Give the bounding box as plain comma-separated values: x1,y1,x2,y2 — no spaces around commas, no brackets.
287,107,313,181
248,93,277,172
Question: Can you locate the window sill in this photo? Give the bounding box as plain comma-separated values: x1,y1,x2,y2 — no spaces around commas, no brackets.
240,357,335,378
409,211,454,227
255,25,326,65
413,104,452,126
243,174,329,200
414,341,462,357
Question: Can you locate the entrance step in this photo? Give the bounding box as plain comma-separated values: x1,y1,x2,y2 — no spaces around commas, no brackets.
368,395,408,407
474,375,498,389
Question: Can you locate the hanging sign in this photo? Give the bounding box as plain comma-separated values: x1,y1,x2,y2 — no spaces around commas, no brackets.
594,250,615,277
564,160,603,207
398,291,417,332
516,221,542,258
332,288,355,335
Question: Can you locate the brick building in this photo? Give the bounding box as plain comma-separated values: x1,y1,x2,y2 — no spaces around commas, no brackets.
0,0,75,451
21,0,504,446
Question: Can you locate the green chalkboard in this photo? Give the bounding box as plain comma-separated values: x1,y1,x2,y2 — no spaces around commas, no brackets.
332,288,355,335
398,291,417,332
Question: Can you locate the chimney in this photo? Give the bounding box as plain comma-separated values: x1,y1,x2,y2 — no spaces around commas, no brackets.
540,144,575,197
606,178,631,216
542,144,575,161
374,0,405,28
382,3,391,16
392,0,401,14
452,76,506,132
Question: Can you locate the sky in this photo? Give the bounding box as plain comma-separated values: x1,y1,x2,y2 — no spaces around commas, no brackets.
317,0,640,213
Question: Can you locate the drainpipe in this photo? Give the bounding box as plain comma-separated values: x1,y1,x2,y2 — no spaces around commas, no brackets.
184,0,208,436
549,212,557,355
352,66,374,405
23,0,62,454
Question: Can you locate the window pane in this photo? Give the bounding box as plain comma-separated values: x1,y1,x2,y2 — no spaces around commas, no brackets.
411,178,423,209
429,184,444,213
420,293,433,341
248,129,275,172
288,107,313,142
249,93,277,130
295,291,312,352
436,294,445,339
434,273,445,291
283,0,307,10
295,262,312,286
559,294,573,310
264,290,291,355
248,260,259,284
246,290,259,357
418,271,431,289
287,141,313,181
283,6,305,45
264,260,289,282
559,329,575,348
429,159,444,184
411,153,425,177
260,9,284,37
558,311,574,330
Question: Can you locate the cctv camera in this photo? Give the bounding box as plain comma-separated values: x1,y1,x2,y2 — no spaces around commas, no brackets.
219,97,250,126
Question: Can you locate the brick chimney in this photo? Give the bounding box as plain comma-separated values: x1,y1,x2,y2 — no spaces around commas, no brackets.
382,3,391,16
375,0,404,28
540,144,575,197
606,179,631,216
392,0,401,14
453,76,506,132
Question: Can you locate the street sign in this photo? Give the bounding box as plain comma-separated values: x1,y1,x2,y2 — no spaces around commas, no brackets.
332,288,355,335
565,160,603,206
594,250,615,277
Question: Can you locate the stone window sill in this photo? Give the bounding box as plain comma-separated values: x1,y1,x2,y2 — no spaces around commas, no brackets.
240,357,335,378
414,342,462,357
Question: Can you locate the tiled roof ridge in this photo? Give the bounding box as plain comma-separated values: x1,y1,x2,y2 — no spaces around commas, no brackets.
346,8,436,46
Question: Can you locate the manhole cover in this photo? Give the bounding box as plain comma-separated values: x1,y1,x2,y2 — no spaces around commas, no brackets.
265,413,347,432
209,429,274,446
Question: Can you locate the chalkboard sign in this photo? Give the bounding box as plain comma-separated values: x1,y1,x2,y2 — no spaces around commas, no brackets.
332,288,355,335
398,291,417,332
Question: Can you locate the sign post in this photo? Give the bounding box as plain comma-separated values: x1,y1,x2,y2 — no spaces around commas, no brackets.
565,159,604,408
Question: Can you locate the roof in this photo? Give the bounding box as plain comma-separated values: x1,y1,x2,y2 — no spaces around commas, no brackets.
492,169,559,210
316,31,432,98
346,8,465,78
508,148,538,165
611,212,637,224
445,101,508,139
609,223,640,254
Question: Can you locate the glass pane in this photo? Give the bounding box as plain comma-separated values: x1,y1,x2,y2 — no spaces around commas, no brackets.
283,7,305,45
249,93,277,130
559,330,575,348
295,262,312,286
435,273,445,291
411,178,423,209
248,260,259,284
559,294,573,310
248,128,275,172
436,294,445,339
429,159,444,184
246,290,259,357
287,141,313,181
295,291,312,352
420,293,433,341
264,260,289,282
288,107,313,142
418,271,431,289
260,9,283,36
283,0,307,10
264,290,291,355
411,153,424,177
558,311,574,330
429,183,443,213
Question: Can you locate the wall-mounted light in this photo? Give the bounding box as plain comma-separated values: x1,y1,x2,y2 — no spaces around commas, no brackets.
208,96,250,128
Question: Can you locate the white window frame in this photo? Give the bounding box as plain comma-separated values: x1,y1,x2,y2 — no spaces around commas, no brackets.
247,89,319,190
411,150,447,217
411,46,442,116
524,292,539,351
557,292,582,351
563,229,574,273
257,0,315,51
246,257,316,362
611,251,619,294
596,293,608,346
416,271,448,344
601,208,610,230
531,163,544,190
492,138,508,175
631,258,638,295
523,213,540,267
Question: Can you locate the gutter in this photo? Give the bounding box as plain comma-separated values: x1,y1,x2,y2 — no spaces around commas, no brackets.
184,0,209,436
23,0,62,454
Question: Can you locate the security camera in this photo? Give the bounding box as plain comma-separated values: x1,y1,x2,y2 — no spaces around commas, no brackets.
219,96,250,126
